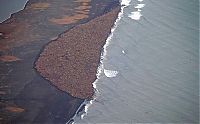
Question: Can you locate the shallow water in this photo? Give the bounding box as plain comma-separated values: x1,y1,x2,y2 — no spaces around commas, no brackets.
74,0,199,123
0,0,28,22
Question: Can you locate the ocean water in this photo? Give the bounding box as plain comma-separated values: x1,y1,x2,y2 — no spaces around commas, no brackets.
0,0,28,22
74,0,199,123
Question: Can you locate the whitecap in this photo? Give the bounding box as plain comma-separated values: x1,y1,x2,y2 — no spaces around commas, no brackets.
135,4,145,9
104,69,119,77
128,11,142,20
121,0,131,6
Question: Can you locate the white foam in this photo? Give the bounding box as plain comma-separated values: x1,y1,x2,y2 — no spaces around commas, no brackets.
84,0,131,111
80,114,84,119
128,11,142,20
135,4,145,9
129,1,145,20
72,0,131,123
121,0,131,6
104,69,119,78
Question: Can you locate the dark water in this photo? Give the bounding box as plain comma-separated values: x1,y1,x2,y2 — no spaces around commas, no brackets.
74,0,199,123
0,0,28,22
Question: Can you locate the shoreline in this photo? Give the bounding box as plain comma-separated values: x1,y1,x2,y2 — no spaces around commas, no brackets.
0,0,29,23
35,6,121,99
0,0,120,123
73,0,132,121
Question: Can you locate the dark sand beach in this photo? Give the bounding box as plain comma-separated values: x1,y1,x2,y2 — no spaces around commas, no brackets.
35,7,120,99
0,0,120,123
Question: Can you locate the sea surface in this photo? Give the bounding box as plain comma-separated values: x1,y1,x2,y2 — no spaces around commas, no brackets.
0,0,198,123
74,0,199,123
0,0,28,22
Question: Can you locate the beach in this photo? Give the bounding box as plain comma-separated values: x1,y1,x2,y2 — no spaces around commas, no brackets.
35,7,120,99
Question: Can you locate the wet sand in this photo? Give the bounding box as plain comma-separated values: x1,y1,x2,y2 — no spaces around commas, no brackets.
35,7,120,99
0,0,120,123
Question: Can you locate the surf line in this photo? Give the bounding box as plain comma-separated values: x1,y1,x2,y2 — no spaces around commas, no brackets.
68,0,132,123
